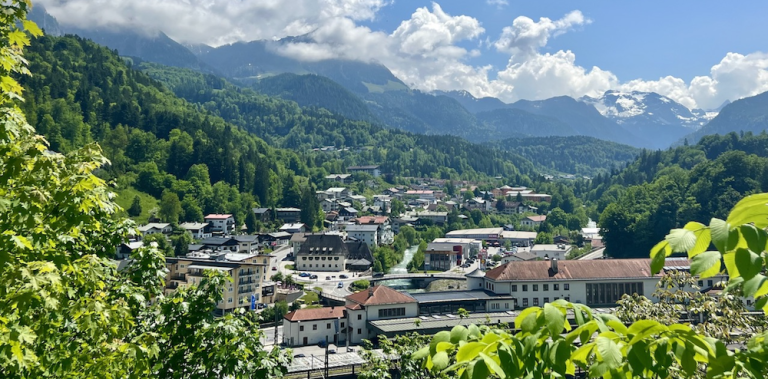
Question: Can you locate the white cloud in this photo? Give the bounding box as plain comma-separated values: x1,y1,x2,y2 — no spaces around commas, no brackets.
37,1,768,109
36,0,389,46
494,10,589,57
486,0,508,8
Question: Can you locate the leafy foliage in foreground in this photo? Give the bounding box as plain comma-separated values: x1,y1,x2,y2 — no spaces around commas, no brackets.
409,193,768,378
0,4,289,377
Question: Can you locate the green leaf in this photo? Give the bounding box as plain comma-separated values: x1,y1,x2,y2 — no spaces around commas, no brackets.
432,351,450,371
468,324,481,339
734,247,762,281
412,346,430,361
710,218,731,253
665,228,697,253
515,307,540,333
450,325,469,344
690,251,721,278
726,193,768,228
479,352,506,379
739,224,767,254
430,331,451,355
754,279,768,299
497,344,519,378
650,240,671,274
595,336,622,370
543,303,565,337
456,342,486,363
436,341,454,353
723,252,740,278
689,228,712,258
571,343,594,364
627,320,668,345
743,274,765,299
466,358,489,379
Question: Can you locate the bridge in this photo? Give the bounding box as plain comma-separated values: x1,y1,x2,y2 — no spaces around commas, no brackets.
370,272,467,288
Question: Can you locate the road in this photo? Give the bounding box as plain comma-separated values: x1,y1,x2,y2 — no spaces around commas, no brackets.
578,247,606,260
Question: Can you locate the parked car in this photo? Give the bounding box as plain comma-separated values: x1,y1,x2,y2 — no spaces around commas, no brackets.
325,276,331,280
318,340,326,348
294,353,306,358
271,266,277,271
339,274,348,279
337,282,343,288
328,349,337,354
309,274,318,279
373,272,385,278
299,272,309,277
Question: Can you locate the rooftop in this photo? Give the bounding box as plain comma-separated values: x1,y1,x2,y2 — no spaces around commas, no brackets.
347,165,380,170
485,258,672,281
531,244,573,251
179,222,210,230
446,228,504,236
204,214,233,220
280,223,306,230
432,238,479,244
284,307,345,322
276,207,301,212
137,223,170,231
524,215,547,222
345,285,417,307
346,224,379,232
408,290,513,304
500,231,537,239
354,216,390,225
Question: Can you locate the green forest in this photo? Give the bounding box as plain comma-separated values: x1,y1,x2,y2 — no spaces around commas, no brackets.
580,132,768,258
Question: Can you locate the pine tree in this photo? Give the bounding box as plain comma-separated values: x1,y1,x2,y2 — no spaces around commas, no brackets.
128,195,142,216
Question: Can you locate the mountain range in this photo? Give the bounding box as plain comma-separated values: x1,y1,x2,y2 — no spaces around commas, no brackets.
30,7,768,151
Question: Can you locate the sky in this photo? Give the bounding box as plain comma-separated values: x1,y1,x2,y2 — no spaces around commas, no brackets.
37,0,768,110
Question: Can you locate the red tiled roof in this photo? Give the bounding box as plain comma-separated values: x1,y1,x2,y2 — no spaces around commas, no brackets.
485,259,665,281
345,286,417,306
525,215,547,222
354,216,389,225
284,307,345,322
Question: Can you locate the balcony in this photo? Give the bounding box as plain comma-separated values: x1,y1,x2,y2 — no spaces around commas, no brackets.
166,282,179,290
238,286,253,294
170,273,186,281
238,278,255,285
238,270,256,276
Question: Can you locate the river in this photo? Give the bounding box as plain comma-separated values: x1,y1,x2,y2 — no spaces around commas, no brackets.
379,245,426,292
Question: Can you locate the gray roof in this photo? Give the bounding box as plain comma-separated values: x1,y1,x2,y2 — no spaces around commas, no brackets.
347,258,372,266
200,237,238,246
276,207,301,212
233,235,259,243
465,268,485,278
179,222,209,230
370,311,519,334
407,290,513,304
346,224,379,232
188,244,204,251
253,208,271,214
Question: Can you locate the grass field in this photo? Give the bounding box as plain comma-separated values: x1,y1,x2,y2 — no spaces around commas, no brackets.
114,187,159,224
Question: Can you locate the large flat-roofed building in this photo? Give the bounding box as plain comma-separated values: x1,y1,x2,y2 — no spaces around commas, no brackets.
408,288,515,315
500,231,537,247
165,252,271,315
530,244,572,260
481,258,728,310
445,228,504,241
276,208,302,223
347,165,381,177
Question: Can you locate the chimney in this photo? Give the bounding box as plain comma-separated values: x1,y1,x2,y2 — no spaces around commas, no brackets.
369,287,374,298
551,259,558,273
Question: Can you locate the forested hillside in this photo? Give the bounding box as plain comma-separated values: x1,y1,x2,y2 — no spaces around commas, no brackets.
20,35,324,229
580,132,768,258
681,90,768,143
496,136,641,175
138,62,535,179
251,73,378,123
477,108,576,139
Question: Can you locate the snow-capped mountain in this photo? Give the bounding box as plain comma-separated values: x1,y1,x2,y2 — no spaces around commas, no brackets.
580,90,718,148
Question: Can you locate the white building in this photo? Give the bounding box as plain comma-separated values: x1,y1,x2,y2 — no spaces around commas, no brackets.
347,165,381,177
137,223,172,236
179,222,212,239
500,231,537,247
521,215,547,228
344,286,418,344
345,224,379,247
424,242,468,271
279,223,306,234
530,244,572,260
283,307,347,347
204,214,235,234
481,258,728,310
445,228,504,241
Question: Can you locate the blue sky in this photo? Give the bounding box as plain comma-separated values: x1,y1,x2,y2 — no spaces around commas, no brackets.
40,0,768,109
363,1,768,83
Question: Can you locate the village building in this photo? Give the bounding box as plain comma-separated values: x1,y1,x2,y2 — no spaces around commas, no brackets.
179,222,212,239
204,214,236,234
521,215,547,228
294,234,373,272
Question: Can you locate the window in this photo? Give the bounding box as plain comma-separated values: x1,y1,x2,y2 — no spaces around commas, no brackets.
313,324,317,330
327,323,331,329
341,322,345,328
300,325,304,331
358,328,362,335
533,284,538,291
378,308,406,318
698,280,704,287
554,284,559,291
565,296,570,301
707,280,713,287
227,297,233,303
564,284,569,290
543,284,549,291
543,297,549,303
511,285,517,292
533,298,539,306
522,298,528,307
747,300,753,306
358,314,362,320
522,285,528,291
